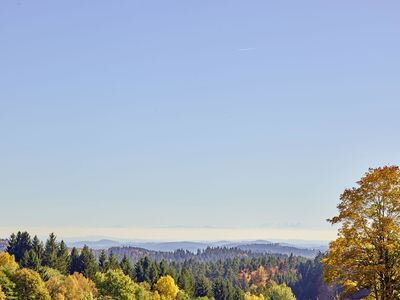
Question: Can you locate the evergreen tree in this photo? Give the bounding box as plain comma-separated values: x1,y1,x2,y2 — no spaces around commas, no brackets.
120,255,134,278
195,275,212,298
56,240,70,274
159,259,168,276
98,250,107,272
213,278,234,300
31,236,44,265
79,245,98,279
178,268,195,297
20,249,41,270
43,233,58,268
69,247,82,274
107,251,120,271
135,256,151,283
5,233,16,258
149,261,160,284
6,231,32,262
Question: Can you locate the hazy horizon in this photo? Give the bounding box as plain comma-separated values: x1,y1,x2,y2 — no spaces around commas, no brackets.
1,1,400,241
0,226,335,243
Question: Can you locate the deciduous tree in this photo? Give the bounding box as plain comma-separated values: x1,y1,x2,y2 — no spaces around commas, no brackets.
323,166,400,299
12,268,50,300
154,275,179,300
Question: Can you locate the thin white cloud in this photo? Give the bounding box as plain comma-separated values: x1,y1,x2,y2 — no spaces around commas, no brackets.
238,47,256,51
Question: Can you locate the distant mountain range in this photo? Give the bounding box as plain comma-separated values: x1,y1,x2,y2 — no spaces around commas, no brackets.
67,239,327,258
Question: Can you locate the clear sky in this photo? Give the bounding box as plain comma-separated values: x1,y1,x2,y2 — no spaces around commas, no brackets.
1,1,399,240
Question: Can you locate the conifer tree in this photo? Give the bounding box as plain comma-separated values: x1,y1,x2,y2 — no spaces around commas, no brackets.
20,250,41,270
7,231,32,263
98,250,107,272
79,245,98,279
195,276,212,298
178,268,195,297
43,233,58,268
32,236,44,264
56,240,70,275
120,254,134,278
149,261,160,284
107,251,120,271
69,247,81,274
135,256,151,283
159,259,168,277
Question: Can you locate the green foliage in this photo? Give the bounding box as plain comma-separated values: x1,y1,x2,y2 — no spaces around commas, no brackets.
70,247,82,274
39,266,63,281
21,249,41,270
0,271,17,299
43,233,58,269
265,283,296,300
2,230,331,300
120,254,135,279
107,251,120,271
12,268,51,300
80,246,99,279
95,269,137,300
32,236,44,263
56,240,71,275
99,250,107,272
213,278,235,300
6,231,32,263
195,276,212,298
177,268,195,297
135,256,155,283
176,290,191,300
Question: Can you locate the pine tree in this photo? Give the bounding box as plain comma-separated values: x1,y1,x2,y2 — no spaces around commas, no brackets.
20,249,41,270
79,245,98,279
149,261,160,284
120,254,135,278
32,236,44,265
6,233,16,257
107,251,120,271
159,259,168,276
69,247,82,274
135,256,151,283
195,275,212,298
178,268,195,297
7,231,32,262
56,240,70,274
98,250,107,272
43,233,58,268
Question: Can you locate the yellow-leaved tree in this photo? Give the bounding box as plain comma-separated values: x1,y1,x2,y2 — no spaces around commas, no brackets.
322,166,400,299
153,275,179,300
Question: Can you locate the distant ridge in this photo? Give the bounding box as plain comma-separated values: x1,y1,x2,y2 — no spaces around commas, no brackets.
66,239,325,258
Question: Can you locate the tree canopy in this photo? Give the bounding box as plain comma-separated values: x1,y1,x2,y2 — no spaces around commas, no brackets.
323,166,400,299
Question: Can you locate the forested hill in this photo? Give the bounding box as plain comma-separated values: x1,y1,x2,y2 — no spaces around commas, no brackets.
101,245,318,265
72,240,320,259
1,231,340,299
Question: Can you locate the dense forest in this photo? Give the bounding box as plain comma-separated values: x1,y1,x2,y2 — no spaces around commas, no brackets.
0,231,337,300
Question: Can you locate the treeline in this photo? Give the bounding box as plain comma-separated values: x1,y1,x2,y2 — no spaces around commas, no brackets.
101,246,293,264
0,231,336,299
102,244,317,264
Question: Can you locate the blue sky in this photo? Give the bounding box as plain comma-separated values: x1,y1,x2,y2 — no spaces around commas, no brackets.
1,1,399,240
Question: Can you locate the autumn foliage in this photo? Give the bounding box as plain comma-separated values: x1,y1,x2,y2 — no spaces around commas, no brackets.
323,166,400,299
